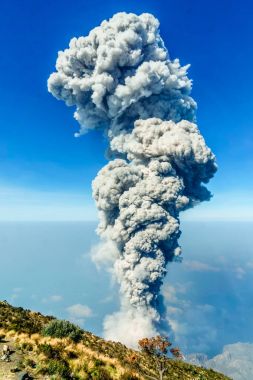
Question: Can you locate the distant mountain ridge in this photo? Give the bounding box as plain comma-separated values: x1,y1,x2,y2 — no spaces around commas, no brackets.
0,301,231,379
187,343,253,380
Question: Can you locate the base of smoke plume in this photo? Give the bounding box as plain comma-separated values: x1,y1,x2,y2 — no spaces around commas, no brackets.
103,307,159,348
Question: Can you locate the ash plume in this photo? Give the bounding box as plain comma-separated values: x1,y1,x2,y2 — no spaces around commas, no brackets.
48,12,217,347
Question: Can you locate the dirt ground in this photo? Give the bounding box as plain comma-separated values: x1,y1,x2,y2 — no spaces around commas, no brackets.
0,336,24,379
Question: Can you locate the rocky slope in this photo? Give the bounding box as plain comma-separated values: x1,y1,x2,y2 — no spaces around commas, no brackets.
0,301,231,380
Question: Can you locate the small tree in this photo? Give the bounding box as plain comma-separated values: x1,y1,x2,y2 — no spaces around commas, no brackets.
138,336,182,380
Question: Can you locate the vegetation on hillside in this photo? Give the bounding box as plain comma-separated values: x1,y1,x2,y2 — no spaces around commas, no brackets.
42,319,83,343
0,301,231,380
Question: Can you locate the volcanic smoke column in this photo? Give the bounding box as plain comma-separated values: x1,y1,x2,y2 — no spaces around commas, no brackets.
48,12,217,346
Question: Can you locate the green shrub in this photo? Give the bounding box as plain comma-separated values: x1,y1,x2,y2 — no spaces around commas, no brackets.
47,359,71,378
42,319,83,342
90,367,112,380
38,343,60,359
93,358,105,367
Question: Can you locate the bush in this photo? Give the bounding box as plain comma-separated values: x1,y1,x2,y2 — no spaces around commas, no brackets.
42,319,83,342
47,359,71,379
93,358,105,367
90,367,112,380
38,343,60,359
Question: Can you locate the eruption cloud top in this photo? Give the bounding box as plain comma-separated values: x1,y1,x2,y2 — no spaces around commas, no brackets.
48,12,217,347
48,12,196,136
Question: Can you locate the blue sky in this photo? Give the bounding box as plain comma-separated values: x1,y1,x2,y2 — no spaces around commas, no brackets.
1,2,253,370
0,0,252,220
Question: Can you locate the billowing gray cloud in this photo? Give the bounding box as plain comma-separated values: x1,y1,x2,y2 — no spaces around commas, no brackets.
93,118,216,344
48,12,196,137
48,12,217,346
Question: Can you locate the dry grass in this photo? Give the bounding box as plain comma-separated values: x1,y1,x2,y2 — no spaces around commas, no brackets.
0,301,231,380
1,328,133,379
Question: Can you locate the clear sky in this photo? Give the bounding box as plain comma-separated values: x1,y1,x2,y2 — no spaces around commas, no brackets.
0,0,252,221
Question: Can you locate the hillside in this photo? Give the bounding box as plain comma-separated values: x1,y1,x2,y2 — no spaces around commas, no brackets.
0,301,231,380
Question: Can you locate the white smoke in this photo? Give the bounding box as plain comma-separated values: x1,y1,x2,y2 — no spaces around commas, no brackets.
48,12,217,347
48,12,196,136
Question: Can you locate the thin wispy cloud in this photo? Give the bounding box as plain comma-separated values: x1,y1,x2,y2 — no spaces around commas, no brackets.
246,261,253,269
233,266,246,280
164,282,218,353
66,303,93,327
99,295,114,304
9,287,23,303
67,304,92,318
183,260,220,272
13,287,22,293
162,283,190,303
42,295,63,303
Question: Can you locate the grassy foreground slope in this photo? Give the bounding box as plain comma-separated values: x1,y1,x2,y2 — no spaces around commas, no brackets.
0,301,231,380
